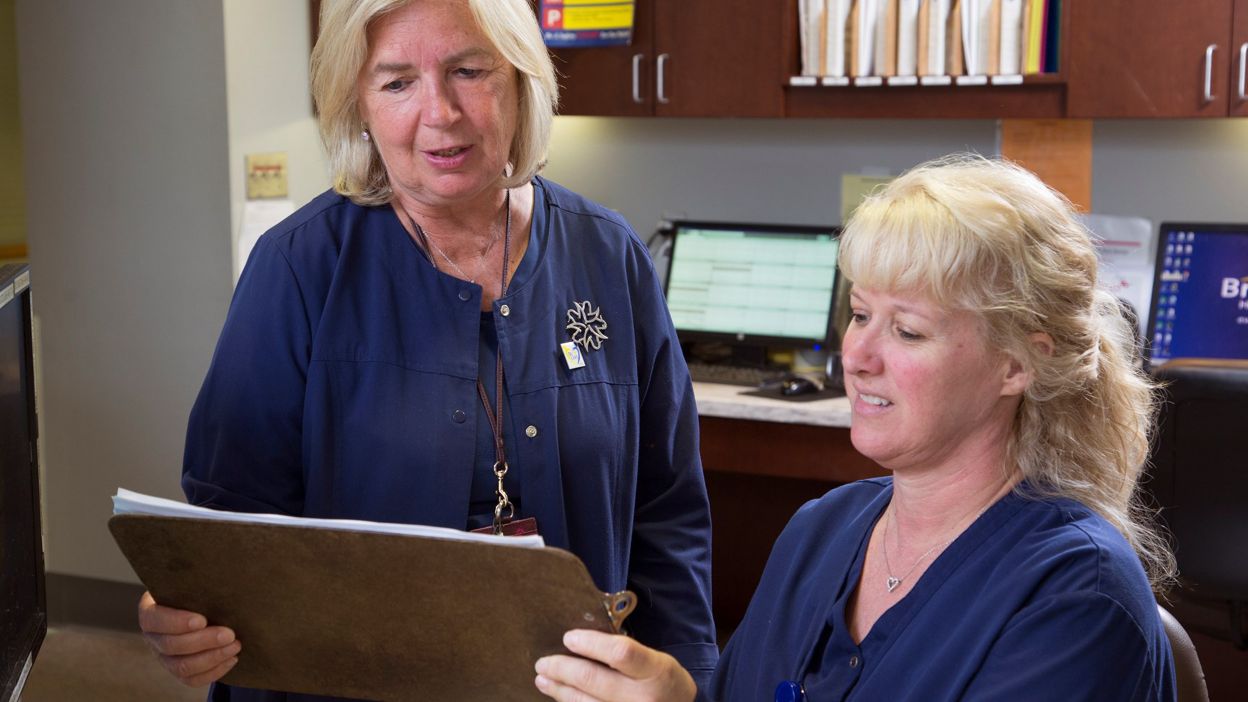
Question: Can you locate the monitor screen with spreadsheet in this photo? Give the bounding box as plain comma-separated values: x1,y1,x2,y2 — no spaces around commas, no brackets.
1145,223,1248,366
664,221,840,347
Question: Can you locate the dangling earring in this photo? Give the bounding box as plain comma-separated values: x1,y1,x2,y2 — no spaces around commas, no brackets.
361,128,371,142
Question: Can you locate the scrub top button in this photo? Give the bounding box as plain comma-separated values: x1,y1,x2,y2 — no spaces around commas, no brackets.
458,290,471,302
452,409,467,423
849,655,860,668
500,304,511,317
525,425,538,438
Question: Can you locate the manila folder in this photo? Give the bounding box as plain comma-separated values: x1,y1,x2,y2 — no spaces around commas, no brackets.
109,514,631,701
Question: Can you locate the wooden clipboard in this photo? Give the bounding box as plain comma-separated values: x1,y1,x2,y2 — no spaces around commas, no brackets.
109,515,635,701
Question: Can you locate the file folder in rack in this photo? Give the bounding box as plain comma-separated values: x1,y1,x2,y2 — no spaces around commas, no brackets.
108,492,635,702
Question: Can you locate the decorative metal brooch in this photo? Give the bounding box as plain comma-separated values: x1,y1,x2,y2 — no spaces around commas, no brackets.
566,300,609,351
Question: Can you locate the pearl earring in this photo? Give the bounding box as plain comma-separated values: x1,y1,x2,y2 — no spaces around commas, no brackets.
361,129,371,142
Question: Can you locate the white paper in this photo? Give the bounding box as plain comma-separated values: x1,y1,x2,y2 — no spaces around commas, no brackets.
855,0,879,78
825,0,855,77
112,488,546,549
926,0,951,76
236,199,296,283
999,0,1024,75
962,0,994,76
896,0,920,76
1080,214,1156,341
799,0,825,76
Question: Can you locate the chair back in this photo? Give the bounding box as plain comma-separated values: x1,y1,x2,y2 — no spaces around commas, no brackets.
1148,359,1248,647
1158,605,1209,702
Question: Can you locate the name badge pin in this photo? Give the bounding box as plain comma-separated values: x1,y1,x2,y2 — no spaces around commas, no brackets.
560,341,586,370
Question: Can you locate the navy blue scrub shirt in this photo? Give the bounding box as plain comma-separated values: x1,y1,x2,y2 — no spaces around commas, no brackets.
183,177,718,702
709,478,1176,702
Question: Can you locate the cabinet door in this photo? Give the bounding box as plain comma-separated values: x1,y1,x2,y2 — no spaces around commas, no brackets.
1232,0,1248,116
652,0,785,117
1067,0,1233,117
548,0,654,116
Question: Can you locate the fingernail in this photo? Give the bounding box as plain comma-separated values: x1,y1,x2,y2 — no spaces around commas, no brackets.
225,657,239,669
216,629,235,645
534,657,548,673
534,675,550,691
563,630,583,647
188,615,206,629
226,641,242,657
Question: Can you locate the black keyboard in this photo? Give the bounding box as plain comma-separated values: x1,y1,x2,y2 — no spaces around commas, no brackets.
686,362,787,387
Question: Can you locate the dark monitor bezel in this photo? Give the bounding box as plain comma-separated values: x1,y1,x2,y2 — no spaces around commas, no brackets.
0,264,45,702
663,219,842,349
1143,222,1248,367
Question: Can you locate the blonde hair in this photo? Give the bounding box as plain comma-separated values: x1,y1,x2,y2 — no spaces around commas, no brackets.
310,0,558,206
840,153,1175,592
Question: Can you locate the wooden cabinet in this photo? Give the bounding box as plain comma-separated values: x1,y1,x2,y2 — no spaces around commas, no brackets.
549,0,785,117
1232,0,1248,116
1066,0,1241,117
550,0,1248,120
699,416,885,636
782,2,1069,120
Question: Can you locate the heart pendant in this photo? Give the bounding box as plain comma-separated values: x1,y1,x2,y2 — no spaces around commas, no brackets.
886,576,900,592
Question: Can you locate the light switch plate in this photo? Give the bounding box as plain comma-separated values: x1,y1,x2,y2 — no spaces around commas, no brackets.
245,152,289,199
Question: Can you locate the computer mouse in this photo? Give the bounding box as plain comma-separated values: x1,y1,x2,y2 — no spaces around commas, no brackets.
780,375,819,396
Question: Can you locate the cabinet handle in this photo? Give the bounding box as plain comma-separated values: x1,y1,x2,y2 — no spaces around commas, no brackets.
631,53,644,104
657,53,670,104
1203,44,1217,103
1238,42,1247,101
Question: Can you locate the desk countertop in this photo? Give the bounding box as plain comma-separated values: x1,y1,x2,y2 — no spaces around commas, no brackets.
692,381,852,428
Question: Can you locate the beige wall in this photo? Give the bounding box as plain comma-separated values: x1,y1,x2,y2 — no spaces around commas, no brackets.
223,0,330,280
0,0,25,250
17,0,233,582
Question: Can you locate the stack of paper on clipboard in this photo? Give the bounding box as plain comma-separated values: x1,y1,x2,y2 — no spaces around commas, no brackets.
109,490,635,701
793,0,1052,86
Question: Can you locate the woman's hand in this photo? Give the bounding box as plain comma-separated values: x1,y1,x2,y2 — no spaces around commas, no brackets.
137,591,241,686
534,629,697,702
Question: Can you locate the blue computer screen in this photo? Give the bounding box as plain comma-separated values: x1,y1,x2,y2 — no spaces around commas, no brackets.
1147,224,1248,365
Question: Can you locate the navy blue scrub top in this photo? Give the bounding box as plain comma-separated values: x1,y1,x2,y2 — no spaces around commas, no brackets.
184,177,718,702
710,478,1175,702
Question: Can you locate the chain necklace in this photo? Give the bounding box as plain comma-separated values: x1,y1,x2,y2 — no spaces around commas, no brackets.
880,502,989,593
403,202,503,285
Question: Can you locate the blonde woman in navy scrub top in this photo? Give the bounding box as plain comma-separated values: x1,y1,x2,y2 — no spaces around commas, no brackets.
536,155,1177,702
134,1,718,699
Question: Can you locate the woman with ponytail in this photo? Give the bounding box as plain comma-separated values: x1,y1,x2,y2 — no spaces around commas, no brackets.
536,154,1177,702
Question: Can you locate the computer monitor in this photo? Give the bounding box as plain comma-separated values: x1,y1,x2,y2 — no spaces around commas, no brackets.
664,220,841,348
0,263,45,702
1145,223,1248,366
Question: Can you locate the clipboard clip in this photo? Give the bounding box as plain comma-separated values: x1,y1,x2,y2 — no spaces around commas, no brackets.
603,590,637,633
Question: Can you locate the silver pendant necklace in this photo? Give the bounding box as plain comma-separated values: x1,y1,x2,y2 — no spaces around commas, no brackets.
880,507,952,593
403,200,504,285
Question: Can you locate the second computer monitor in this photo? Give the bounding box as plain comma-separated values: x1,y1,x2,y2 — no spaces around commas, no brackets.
664,220,841,347
1145,222,1248,366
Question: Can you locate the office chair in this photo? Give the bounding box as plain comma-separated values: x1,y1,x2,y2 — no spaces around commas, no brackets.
1158,604,1210,702
1147,359,1248,650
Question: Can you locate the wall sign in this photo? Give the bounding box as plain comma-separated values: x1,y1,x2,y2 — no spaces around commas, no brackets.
539,0,635,48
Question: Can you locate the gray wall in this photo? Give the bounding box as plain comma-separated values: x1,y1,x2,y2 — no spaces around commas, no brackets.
544,118,999,233
16,0,233,581
546,118,1248,238
1092,119,1248,224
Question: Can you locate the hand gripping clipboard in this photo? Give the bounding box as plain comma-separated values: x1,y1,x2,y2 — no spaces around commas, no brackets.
109,515,636,701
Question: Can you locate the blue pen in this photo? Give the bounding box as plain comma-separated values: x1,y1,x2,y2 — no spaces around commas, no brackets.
775,680,805,702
